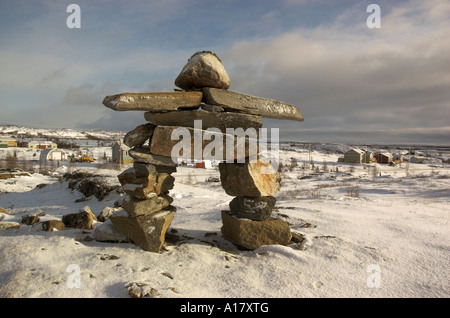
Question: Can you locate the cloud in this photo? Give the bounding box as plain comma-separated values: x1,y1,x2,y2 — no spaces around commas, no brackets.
221,0,450,144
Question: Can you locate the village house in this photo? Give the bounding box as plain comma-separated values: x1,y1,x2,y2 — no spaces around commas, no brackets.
0,137,17,148
374,152,393,164
39,148,67,161
343,148,373,164
28,141,58,149
111,142,133,164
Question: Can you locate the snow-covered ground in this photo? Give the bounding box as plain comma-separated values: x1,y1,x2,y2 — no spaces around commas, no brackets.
0,147,449,298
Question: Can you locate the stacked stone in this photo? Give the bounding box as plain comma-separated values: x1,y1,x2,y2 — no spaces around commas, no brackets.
102,51,303,252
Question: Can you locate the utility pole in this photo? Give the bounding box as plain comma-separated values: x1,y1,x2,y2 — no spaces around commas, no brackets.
119,131,122,171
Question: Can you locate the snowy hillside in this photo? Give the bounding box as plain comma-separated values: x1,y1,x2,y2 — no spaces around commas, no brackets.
1,146,449,299
0,125,120,141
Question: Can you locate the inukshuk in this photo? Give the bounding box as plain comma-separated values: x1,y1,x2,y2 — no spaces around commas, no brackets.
102,51,303,252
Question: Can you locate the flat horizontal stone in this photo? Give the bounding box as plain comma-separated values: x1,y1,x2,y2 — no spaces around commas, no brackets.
102,91,202,112
202,87,304,122
129,147,178,167
221,211,292,250
144,110,262,133
0,222,20,230
122,194,173,217
133,162,177,175
219,160,281,197
149,125,259,161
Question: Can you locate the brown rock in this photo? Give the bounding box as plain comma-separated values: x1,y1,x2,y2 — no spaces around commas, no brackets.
133,162,177,175
118,168,175,199
219,160,281,197
0,207,10,215
62,207,97,229
149,125,259,161
144,110,262,133
110,206,176,252
221,211,292,250
42,220,65,232
202,87,304,122
102,91,202,112
123,123,156,148
174,51,230,90
122,194,173,217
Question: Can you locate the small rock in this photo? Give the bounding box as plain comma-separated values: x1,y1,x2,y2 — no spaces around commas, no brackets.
62,206,97,229
93,219,129,243
125,282,158,298
97,206,121,222
41,219,65,232
21,214,42,225
0,222,20,230
0,207,11,215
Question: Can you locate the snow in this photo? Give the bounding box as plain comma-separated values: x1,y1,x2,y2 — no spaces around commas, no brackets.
1,146,449,299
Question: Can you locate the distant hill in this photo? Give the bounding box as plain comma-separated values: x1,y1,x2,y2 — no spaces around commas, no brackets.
0,125,120,141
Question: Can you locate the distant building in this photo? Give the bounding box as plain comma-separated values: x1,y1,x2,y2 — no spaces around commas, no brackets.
392,154,404,163
111,142,133,164
0,137,17,148
374,152,393,164
40,148,67,161
28,141,57,149
343,148,364,163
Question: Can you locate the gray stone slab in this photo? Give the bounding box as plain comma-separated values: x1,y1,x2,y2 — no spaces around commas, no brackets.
144,109,262,132
102,91,202,112
202,87,304,122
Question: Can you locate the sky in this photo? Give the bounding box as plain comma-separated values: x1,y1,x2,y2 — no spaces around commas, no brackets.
0,0,449,145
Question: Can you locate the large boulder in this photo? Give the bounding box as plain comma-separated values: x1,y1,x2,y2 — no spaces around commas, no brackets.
123,123,156,148
110,206,176,252
149,125,259,162
122,194,173,217
174,51,230,90
118,168,175,199
221,211,292,250
219,160,281,197
229,196,276,221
